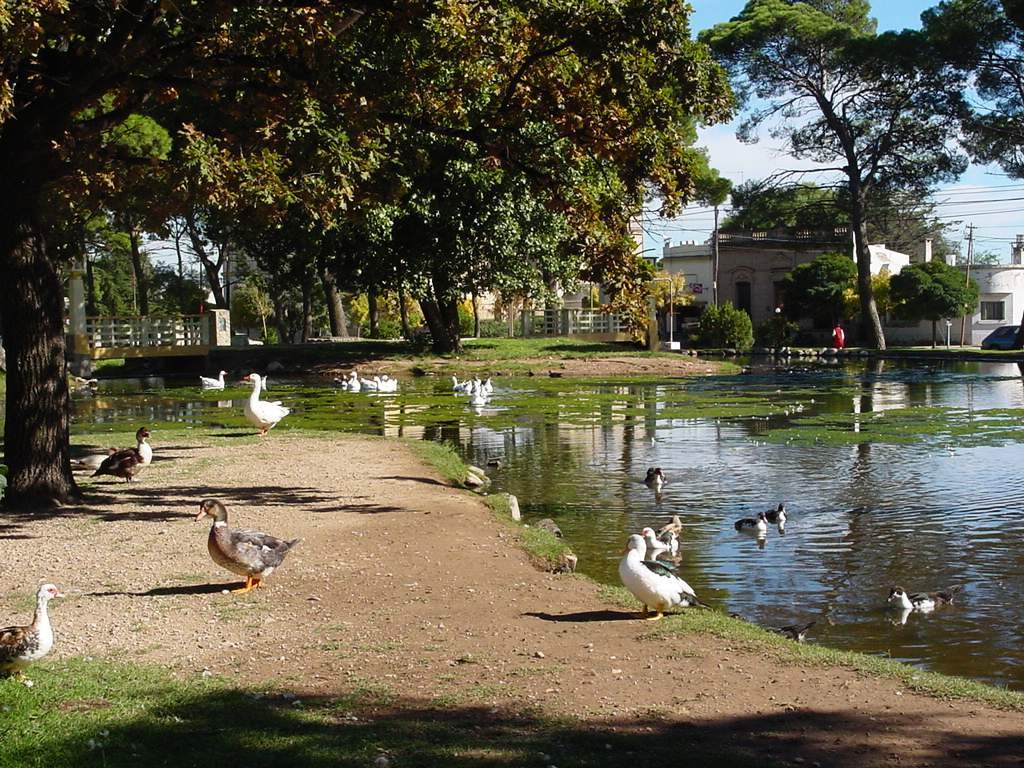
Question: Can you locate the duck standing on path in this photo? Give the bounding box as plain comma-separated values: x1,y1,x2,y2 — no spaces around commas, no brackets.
619,534,703,620
196,499,302,594
92,427,153,482
887,585,961,613
1,584,62,677
243,373,289,435
200,370,227,390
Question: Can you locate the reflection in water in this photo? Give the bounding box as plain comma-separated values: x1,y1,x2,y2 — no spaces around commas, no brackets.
68,360,1024,689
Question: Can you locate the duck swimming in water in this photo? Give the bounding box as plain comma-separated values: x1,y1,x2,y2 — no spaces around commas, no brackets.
764,503,787,525
641,527,672,560
644,467,667,490
887,585,961,613
734,511,768,535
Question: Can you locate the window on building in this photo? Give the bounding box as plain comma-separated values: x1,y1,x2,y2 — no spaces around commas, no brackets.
981,301,1005,321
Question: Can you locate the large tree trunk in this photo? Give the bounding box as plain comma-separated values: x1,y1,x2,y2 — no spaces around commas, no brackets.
0,223,81,507
850,198,886,350
128,229,149,316
367,286,380,338
471,289,481,338
419,279,462,354
300,271,314,343
322,269,347,337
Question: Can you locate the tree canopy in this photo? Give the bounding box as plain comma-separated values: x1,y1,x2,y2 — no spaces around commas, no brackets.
890,260,980,346
0,1,733,505
701,0,967,350
781,252,858,326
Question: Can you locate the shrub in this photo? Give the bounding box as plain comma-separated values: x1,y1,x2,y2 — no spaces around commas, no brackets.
755,313,799,348
478,319,510,338
698,302,754,349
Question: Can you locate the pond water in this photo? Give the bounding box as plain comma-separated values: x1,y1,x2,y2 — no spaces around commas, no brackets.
68,360,1024,690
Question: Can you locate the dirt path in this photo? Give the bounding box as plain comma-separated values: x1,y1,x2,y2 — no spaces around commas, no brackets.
2,436,1022,767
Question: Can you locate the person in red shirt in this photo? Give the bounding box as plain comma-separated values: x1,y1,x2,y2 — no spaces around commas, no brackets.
832,323,845,350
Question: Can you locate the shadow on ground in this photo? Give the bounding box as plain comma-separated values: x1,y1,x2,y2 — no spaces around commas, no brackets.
5,680,1019,768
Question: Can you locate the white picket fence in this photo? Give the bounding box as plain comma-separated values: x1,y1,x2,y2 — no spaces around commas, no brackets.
85,315,207,349
526,308,626,336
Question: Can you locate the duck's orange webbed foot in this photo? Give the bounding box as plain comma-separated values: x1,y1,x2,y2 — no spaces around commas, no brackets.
231,576,257,594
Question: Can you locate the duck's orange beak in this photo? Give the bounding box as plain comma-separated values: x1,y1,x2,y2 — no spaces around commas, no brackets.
195,506,208,522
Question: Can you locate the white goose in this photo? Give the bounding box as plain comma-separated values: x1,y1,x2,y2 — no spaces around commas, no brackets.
618,534,702,620
243,373,289,435
199,370,227,390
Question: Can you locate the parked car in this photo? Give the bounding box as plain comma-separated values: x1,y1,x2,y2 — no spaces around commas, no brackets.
980,325,1020,350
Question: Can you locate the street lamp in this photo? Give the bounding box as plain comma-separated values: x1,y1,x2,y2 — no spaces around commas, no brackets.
651,276,675,346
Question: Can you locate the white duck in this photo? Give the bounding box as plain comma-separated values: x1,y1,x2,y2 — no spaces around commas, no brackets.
481,377,494,396
470,388,489,408
452,375,474,394
618,534,702,620
641,527,672,560
199,370,227,390
243,373,289,435
360,376,380,391
1,584,62,677
377,375,399,393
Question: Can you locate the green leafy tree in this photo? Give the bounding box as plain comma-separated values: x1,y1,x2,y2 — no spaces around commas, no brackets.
782,253,858,326
702,0,966,350
698,301,754,349
890,260,980,347
723,183,842,232
0,2,378,506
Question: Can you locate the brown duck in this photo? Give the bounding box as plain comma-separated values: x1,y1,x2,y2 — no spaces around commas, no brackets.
195,499,301,594
92,427,152,482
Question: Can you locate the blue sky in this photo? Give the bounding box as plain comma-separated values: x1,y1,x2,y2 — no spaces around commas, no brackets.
646,1,1022,260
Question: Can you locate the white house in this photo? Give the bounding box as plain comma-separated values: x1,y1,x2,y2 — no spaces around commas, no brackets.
660,241,713,305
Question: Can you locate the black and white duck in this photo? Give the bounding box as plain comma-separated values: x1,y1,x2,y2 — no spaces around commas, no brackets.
618,534,703,620
92,427,152,482
644,467,667,491
887,585,960,613
734,511,768,535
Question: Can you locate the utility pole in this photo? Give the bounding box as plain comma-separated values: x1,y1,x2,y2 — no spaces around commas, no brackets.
960,224,974,347
712,204,720,306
